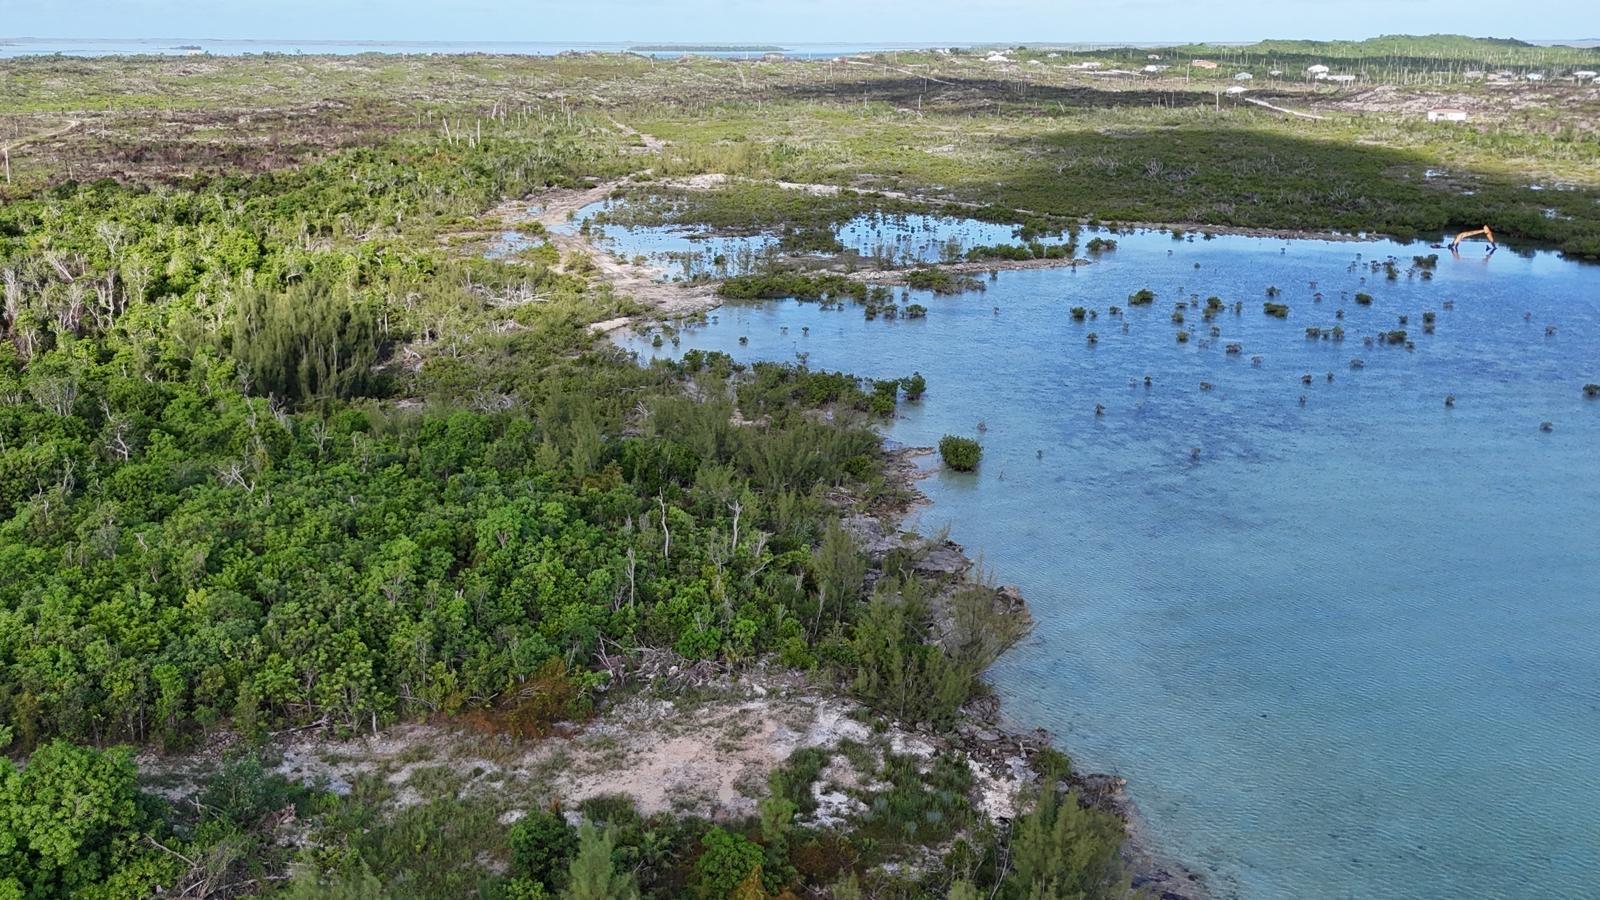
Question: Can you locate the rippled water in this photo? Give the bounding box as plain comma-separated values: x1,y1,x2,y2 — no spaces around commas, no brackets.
618,227,1600,899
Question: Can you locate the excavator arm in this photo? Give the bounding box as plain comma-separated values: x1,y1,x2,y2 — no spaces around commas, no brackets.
1449,225,1496,252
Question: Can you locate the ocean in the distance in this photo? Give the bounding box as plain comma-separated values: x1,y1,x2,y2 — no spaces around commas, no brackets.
615,226,1600,898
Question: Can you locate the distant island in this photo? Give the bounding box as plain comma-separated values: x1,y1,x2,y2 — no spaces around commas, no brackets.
628,43,785,52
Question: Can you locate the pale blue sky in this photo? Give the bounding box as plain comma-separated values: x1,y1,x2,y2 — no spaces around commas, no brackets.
3,0,1595,44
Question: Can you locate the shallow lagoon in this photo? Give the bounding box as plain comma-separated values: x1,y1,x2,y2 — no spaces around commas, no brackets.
554,199,1055,275
618,227,1600,899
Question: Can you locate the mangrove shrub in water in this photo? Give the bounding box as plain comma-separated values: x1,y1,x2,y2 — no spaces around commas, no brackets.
939,435,983,472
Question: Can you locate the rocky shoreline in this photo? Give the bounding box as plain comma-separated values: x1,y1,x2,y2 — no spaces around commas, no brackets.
865,446,1209,900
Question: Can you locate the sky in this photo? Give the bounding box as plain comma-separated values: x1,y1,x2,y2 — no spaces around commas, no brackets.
2,0,1595,45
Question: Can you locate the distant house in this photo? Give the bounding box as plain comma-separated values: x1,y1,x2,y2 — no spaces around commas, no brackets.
1142,64,1170,73
1427,108,1469,122
1327,74,1357,84
1192,59,1219,70
1268,69,1283,77
1225,85,1248,95
1234,72,1254,81
1574,70,1599,80
1525,72,1545,81
1147,53,1163,60
1306,64,1330,76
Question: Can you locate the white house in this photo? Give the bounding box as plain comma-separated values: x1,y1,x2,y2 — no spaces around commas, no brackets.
1327,74,1357,84
1142,64,1170,73
1427,108,1469,122
1225,85,1248,95
1268,69,1283,77
1525,72,1545,81
1306,64,1330,76
1234,72,1254,81
1574,70,1598,81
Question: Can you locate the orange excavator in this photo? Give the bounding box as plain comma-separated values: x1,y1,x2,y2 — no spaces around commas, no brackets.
1447,225,1496,254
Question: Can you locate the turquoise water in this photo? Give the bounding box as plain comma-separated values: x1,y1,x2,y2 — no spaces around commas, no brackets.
619,228,1600,899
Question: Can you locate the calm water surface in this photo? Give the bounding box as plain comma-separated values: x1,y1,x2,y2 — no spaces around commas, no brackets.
619,228,1600,899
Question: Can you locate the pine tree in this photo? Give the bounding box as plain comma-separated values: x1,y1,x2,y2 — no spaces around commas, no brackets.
562,822,637,900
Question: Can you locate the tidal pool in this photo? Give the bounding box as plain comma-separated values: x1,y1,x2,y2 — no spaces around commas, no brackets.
618,228,1600,899
552,199,1057,276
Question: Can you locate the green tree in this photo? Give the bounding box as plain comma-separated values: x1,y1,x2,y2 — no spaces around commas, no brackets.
562,822,637,900
692,827,764,900
511,809,579,890
0,741,177,898
231,276,380,404
948,880,981,900
1005,778,1128,900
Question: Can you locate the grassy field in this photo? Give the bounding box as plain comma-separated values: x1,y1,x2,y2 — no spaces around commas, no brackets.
5,37,1598,254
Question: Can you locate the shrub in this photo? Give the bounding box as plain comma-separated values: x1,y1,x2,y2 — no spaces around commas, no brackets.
718,273,866,303
1355,292,1374,305
1584,384,1600,398
939,435,982,471
1263,302,1289,319
901,372,926,401
906,269,984,295
1126,288,1156,306
692,828,764,900
510,808,579,889
1070,307,1088,321
1385,330,1408,345
199,752,314,829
